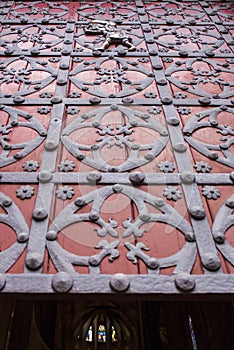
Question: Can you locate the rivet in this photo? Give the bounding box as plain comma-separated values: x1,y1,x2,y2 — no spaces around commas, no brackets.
153,64,163,70
52,272,73,293
111,104,118,110
220,143,229,150
89,97,101,105
208,152,218,160
166,19,174,25
188,19,196,25
139,214,150,222
144,153,155,160
60,64,69,70
205,50,215,57
57,79,67,86
74,198,86,207
143,27,151,33
168,117,180,126
91,143,99,150
11,120,18,126
173,143,187,153
129,172,145,185
77,154,85,160
31,48,40,56
32,208,48,221
202,253,221,271
110,273,130,292
155,199,164,207
108,166,118,172
149,50,158,56
46,230,57,240
130,144,139,151
4,48,14,55
185,232,196,242
26,252,43,270
44,141,58,151
160,130,169,136
213,231,225,244
157,79,167,86
189,206,206,220
17,232,29,243
112,184,123,193
62,49,71,55
175,273,195,292
179,49,188,57
225,198,234,208
2,199,12,207
147,258,159,269
0,274,6,291
40,130,47,137
41,18,49,24
38,171,53,183
66,28,74,33
92,121,100,127
146,38,154,44
87,171,102,184
89,256,99,266
93,50,102,57
89,212,100,221
180,172,195,184
13,153,23,159
51,96,62,104
13,96,25,104
199,97,211,105
122,97,133,104
118,49,127,56
161,97,172,105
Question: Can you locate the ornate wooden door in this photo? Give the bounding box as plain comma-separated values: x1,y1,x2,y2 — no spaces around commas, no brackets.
0,0,234,298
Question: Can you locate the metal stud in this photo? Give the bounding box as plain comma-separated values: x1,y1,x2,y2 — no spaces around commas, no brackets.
225,198,234,208
189,206,206,220
110,273,130,292
202,253,221,271
46,231,57,240
180,172,195,184
17,232,29,243
129,172,145,185
87,171,102,184
52,272,73,293
13,96,25,104
38,171,53,183
173,143,187,153
89,97,101,105
44,141,58,151
175,273,195,292
26,252,43,270
32,208,48,221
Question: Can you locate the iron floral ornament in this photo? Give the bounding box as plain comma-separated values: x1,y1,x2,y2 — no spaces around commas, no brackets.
85,20,136,51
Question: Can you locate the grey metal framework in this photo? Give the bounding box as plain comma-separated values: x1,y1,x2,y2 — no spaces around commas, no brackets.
0,0,234,296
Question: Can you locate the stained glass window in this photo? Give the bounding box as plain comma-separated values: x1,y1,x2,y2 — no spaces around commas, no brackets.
86,325,93,342
97,324,106,342
111,325,118,342
188,315,198,350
